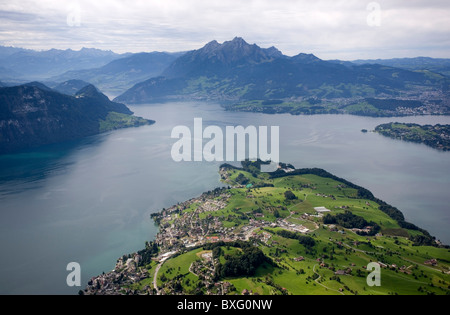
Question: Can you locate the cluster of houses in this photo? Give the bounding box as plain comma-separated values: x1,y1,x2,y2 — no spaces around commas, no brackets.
153,192,234,251
279,217,310,234
248,230,272,244
315,193,337,201
424,259,438,266
83,253,152,295
374,261,412,273
351,226,374,234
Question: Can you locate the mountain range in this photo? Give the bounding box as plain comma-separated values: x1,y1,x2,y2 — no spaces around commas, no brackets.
349,57,450,77
51,52,184,97
114,37,449,106
0,46,128,80
0,83,153,154
2,40,449,113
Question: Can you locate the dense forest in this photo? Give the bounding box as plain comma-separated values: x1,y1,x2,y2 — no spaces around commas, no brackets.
203,241,271,279
323,211,381,236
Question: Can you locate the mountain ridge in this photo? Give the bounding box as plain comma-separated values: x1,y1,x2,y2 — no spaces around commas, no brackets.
162,37,284,79
51,51,183,96
114,38,449,110
0,82,153,154
0,46,129,80
349,57,450,77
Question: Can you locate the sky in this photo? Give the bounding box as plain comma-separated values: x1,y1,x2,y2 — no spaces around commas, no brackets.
0,0,449,60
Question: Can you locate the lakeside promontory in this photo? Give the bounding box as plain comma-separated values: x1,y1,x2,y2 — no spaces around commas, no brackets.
0,82,154,155
375,123,450,151
83,161,450,296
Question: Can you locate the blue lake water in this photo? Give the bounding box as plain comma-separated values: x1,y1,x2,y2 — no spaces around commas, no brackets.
0,101,449,294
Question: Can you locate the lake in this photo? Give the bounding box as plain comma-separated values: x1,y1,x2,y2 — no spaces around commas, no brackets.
0,101,449,294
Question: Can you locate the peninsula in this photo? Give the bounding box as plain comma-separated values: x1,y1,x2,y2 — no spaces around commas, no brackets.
83,161,450,295
0,83,154,155
375,123,450,151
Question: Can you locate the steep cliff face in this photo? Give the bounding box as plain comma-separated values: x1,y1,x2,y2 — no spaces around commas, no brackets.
0,83,146,154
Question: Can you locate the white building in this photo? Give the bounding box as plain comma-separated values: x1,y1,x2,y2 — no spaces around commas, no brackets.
314,206,331,213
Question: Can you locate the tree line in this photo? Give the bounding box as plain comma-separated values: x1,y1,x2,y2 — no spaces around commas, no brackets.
203,241,272,279
323,211,381,236
275,229,316,248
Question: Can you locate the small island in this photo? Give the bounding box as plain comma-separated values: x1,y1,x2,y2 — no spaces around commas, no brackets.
82,161,450,296
375,123,450,151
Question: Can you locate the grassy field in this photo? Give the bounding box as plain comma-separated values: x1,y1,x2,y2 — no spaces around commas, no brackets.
157,248,203,294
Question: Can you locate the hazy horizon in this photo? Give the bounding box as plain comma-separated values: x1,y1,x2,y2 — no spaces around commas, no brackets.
1,39,449,62
1,0,449,60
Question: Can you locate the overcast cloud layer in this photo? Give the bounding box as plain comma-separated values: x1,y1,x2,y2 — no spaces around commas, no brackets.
0,0,449,60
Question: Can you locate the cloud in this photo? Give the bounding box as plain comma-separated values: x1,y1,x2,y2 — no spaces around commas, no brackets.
0,0,449,59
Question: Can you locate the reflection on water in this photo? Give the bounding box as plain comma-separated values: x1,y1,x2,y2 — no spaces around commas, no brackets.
0,101,449,294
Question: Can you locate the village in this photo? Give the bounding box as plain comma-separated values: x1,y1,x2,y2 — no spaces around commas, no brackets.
82,184,324,295
152,186,321,253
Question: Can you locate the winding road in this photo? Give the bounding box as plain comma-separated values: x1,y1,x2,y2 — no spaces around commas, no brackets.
153,261,163,294
313,264,345,295
153,252,177,294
